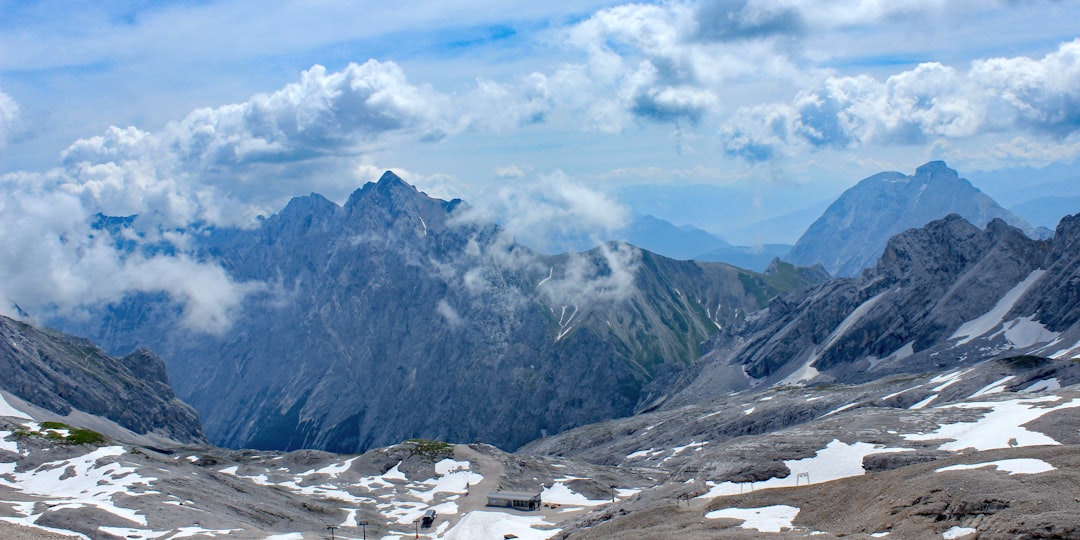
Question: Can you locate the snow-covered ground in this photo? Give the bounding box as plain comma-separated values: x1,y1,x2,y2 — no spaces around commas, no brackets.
706,504,800,532
696,440,911,499
936,458,1056,475
902,396,1080,451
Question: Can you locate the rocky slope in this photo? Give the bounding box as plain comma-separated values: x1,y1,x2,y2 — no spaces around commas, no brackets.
0,315,204,445
787,161,1045,277
655,212,1080,409
61,172,823,453
4,344,1080,539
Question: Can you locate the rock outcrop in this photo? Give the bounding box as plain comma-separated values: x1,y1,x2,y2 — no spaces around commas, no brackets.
0,315,206,444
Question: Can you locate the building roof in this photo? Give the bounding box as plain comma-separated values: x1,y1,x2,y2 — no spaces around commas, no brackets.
487,490,541,500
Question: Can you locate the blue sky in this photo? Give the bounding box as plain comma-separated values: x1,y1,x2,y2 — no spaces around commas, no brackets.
2,0,1080,325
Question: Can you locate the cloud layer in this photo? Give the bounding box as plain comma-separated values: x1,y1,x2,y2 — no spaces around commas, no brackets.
719,39,1080,161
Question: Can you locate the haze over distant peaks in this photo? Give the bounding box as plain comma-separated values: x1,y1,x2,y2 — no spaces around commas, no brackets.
786,161,1045,277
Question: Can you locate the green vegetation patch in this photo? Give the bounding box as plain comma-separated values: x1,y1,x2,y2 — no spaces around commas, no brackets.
405,438,454,460
14,422,106,446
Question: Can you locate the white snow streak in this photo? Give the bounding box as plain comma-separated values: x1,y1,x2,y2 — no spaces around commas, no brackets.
951,270,1045,345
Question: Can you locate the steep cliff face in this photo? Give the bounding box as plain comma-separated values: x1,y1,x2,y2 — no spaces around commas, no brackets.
68,171,819,453
665,213,1080,406
787,161,1043,277
0,315,205,444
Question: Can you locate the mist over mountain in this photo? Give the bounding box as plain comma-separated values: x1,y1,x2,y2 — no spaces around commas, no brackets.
786,161,1045,277
58,171,822,454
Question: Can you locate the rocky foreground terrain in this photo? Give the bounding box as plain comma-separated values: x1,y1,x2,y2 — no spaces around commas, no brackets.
3,351,1080,539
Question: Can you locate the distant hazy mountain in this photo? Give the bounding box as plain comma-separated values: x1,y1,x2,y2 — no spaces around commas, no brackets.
622,214,730,260
722,199,833,246
968,159,1080,207
786,161,1044,277
616,183,828,244
1011,195,1080,229
62,172,824,453
691,244,793,272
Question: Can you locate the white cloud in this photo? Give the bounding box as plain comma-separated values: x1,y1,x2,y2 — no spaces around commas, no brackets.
0,180,261,333
719,39,1080,161
460,170,629,254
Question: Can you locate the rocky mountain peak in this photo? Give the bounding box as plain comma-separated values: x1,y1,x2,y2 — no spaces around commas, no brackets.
914,159,955,178
787,161,1037,277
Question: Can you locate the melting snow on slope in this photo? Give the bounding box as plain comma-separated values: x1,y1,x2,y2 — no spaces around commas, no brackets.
0,446,154,526
909,394,938,409
942,525,977,539
706,505,800,532
1022,378,1061,393
936,458,1055,475
902,396,1080,451
968,376,1014,399
541,482,608,506
441,511,558,540
931,369,974,392
299,456,359,478
950,270,1045,345
0,393,32,420
1001,316,1058,348
696,440,909,498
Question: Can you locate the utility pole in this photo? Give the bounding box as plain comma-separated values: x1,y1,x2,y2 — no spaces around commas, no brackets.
326,525,337,540
358,521,368,540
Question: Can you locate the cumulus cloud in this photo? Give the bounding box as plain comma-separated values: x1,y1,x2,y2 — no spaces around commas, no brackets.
719,39,1080,161
0,61,455,331
459,171,630,254
0,179,262,333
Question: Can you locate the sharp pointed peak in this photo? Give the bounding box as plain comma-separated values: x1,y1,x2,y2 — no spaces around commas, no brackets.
376,170,410,188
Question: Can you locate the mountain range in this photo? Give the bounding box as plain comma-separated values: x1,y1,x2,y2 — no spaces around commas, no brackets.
59,172,824,454
5,156,1080,537
4,206,1080,537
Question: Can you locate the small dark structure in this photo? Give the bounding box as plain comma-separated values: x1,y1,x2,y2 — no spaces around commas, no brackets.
421,509,437,528
486,490,542,511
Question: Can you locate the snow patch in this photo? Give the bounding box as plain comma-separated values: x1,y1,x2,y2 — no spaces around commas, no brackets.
441,510,558,540
1022,378,1060,393
696,440,909,499
942,526,977,539
0,393,32,420
968,376,1014,399
541,482,608,506
936,458,1055,475
705,505,800,533
951,270,1045,345
909,394,938,409
435,458,470,476
1002,316,1058,348
902,396,1080,451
